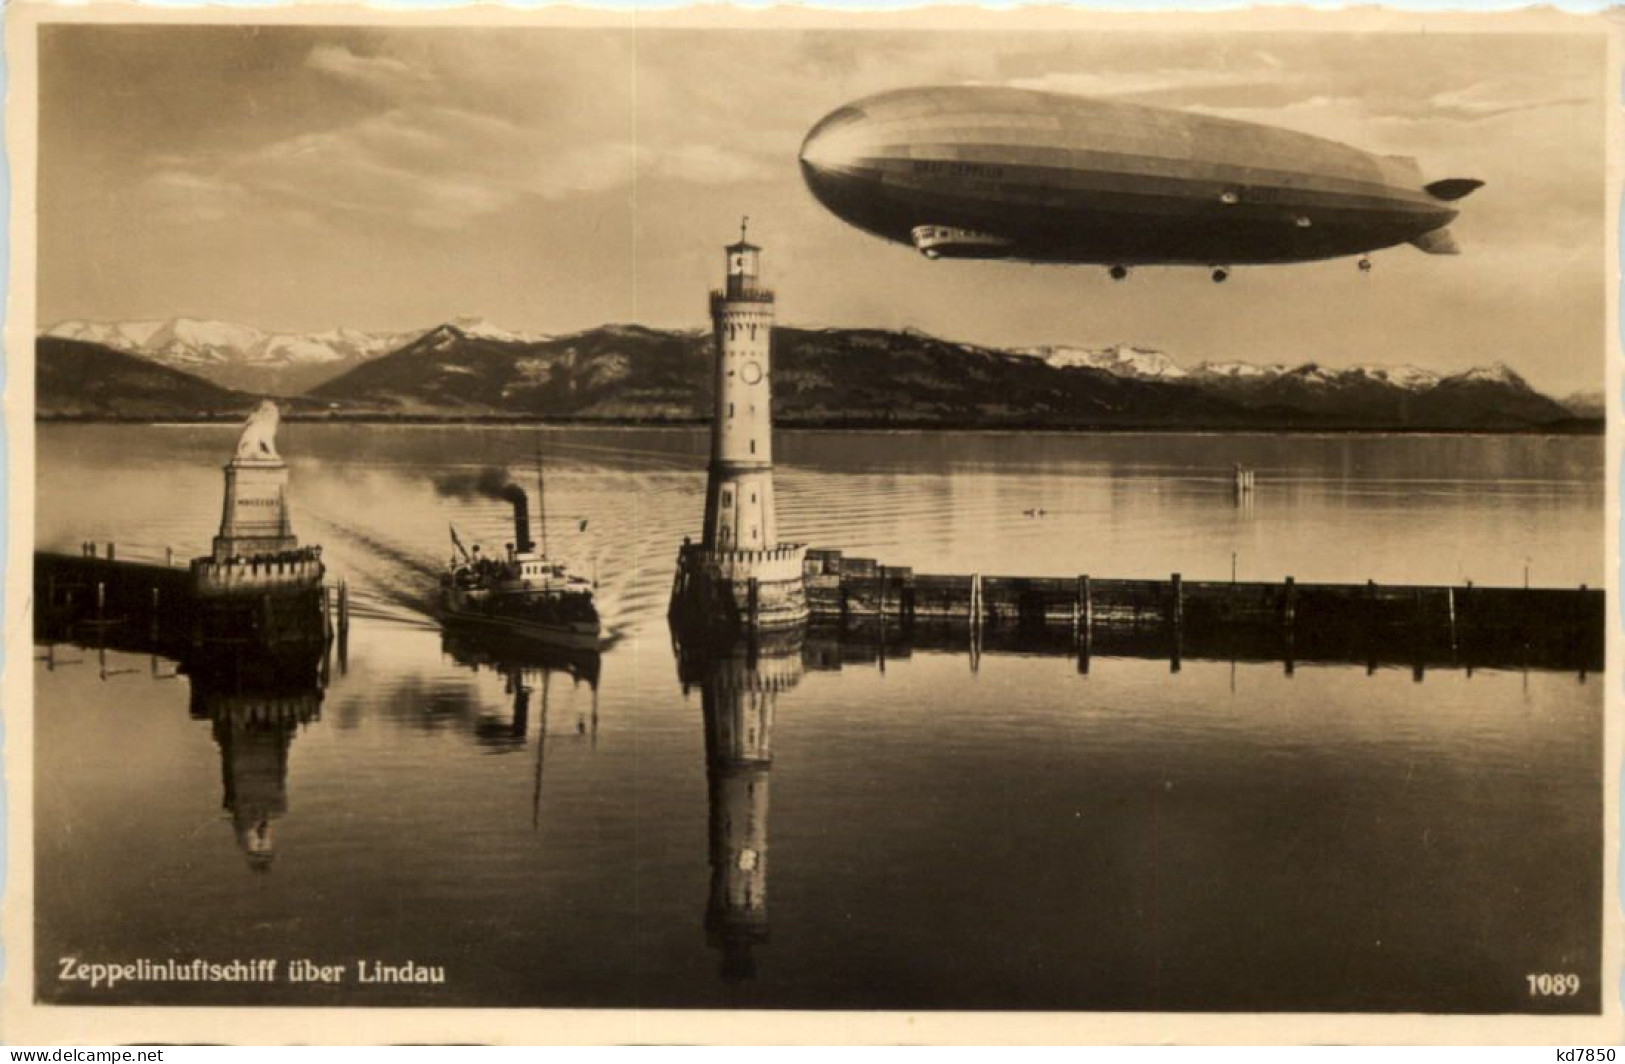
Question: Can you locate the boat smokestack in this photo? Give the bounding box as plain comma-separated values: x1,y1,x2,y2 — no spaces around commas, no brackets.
502,484,534,553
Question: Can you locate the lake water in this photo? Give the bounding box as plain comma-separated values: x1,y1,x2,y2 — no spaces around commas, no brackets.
31,424,1604,1012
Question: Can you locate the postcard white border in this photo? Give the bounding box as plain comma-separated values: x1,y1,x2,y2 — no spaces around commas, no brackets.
2,2,1619,1044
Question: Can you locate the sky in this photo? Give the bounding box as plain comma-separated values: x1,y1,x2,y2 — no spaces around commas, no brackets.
37,23,1609,394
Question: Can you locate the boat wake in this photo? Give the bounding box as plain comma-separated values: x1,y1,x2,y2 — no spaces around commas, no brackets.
301,510,445,628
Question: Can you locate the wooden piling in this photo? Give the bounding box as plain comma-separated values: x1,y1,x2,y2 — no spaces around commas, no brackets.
165,546,174,568
106,543,115,561
337,578,350,671
1170,573,1184,672
733,545,1596,672
1447,587,1457,649
338,579,350,674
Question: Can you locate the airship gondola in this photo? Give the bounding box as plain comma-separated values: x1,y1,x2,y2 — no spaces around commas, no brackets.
798,86,1481,277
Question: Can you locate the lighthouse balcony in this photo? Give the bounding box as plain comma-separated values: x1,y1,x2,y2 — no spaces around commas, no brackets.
711,286,775,311
680,542,807,584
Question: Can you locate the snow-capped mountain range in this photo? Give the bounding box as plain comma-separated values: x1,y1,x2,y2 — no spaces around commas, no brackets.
1017,341,1519,393
39,316,1583,427
43,316,547,394
37,317,1588,429
1019,344,1192,380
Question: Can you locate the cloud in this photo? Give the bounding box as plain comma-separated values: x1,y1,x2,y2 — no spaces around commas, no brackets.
642,143,776,185
138,98,776,234
305,42,434,98
1004,66,1289,101
1427,82,1593,122
141,170,252,224
118,31,797,235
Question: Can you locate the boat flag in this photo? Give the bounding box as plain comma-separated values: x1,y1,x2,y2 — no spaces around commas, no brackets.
450,523,470,561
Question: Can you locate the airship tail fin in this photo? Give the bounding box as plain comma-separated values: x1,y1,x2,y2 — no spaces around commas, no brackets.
1424,178,1484,202
1409,226,1461,256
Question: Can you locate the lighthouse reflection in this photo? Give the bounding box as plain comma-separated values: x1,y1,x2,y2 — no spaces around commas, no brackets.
188,656,324,872
675,625,804,983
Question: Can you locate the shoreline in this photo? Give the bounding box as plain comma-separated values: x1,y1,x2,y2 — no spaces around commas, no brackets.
34,413,1607,436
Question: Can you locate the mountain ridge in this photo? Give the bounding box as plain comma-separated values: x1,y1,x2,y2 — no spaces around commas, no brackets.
36,336,266,418
36,319,1591,431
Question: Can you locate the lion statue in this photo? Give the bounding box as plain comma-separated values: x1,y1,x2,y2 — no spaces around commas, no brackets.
234,400,281,461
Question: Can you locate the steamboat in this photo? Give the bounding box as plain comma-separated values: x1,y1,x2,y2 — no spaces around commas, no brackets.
440,473,601,649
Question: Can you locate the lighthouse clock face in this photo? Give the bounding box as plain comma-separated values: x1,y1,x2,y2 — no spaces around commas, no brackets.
741,360,763,384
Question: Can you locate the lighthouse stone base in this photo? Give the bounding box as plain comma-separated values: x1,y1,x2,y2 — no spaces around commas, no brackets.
670,542,809,634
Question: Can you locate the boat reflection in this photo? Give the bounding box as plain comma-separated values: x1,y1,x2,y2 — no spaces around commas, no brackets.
675,625,805,984
440,624,602,753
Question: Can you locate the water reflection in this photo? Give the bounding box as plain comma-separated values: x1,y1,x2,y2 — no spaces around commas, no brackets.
676,626,804,983
440,625,601,753
806,610,1600,676
189,662,324,871
31,565,332,870
29,426,1606,1011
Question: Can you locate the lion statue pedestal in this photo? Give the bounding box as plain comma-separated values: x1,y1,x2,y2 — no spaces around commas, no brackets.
213,401,299,563
193,401,324,599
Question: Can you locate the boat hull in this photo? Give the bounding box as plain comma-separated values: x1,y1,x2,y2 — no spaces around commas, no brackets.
439,589,602,651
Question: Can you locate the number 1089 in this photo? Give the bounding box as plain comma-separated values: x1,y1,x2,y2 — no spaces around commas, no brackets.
1527,973,1582,996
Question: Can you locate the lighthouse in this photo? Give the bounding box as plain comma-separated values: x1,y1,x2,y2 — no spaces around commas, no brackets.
671,221,808,632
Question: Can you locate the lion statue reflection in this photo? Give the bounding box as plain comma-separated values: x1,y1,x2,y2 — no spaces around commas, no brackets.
234,400,281,461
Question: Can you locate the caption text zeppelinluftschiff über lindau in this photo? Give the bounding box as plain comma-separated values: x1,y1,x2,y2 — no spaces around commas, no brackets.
57,957,447,988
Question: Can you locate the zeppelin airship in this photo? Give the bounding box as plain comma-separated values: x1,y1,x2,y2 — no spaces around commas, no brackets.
798,86,1481,281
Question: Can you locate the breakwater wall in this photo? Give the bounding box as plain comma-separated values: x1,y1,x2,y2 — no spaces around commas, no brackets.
802,550,1604,673
34,551,340,667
